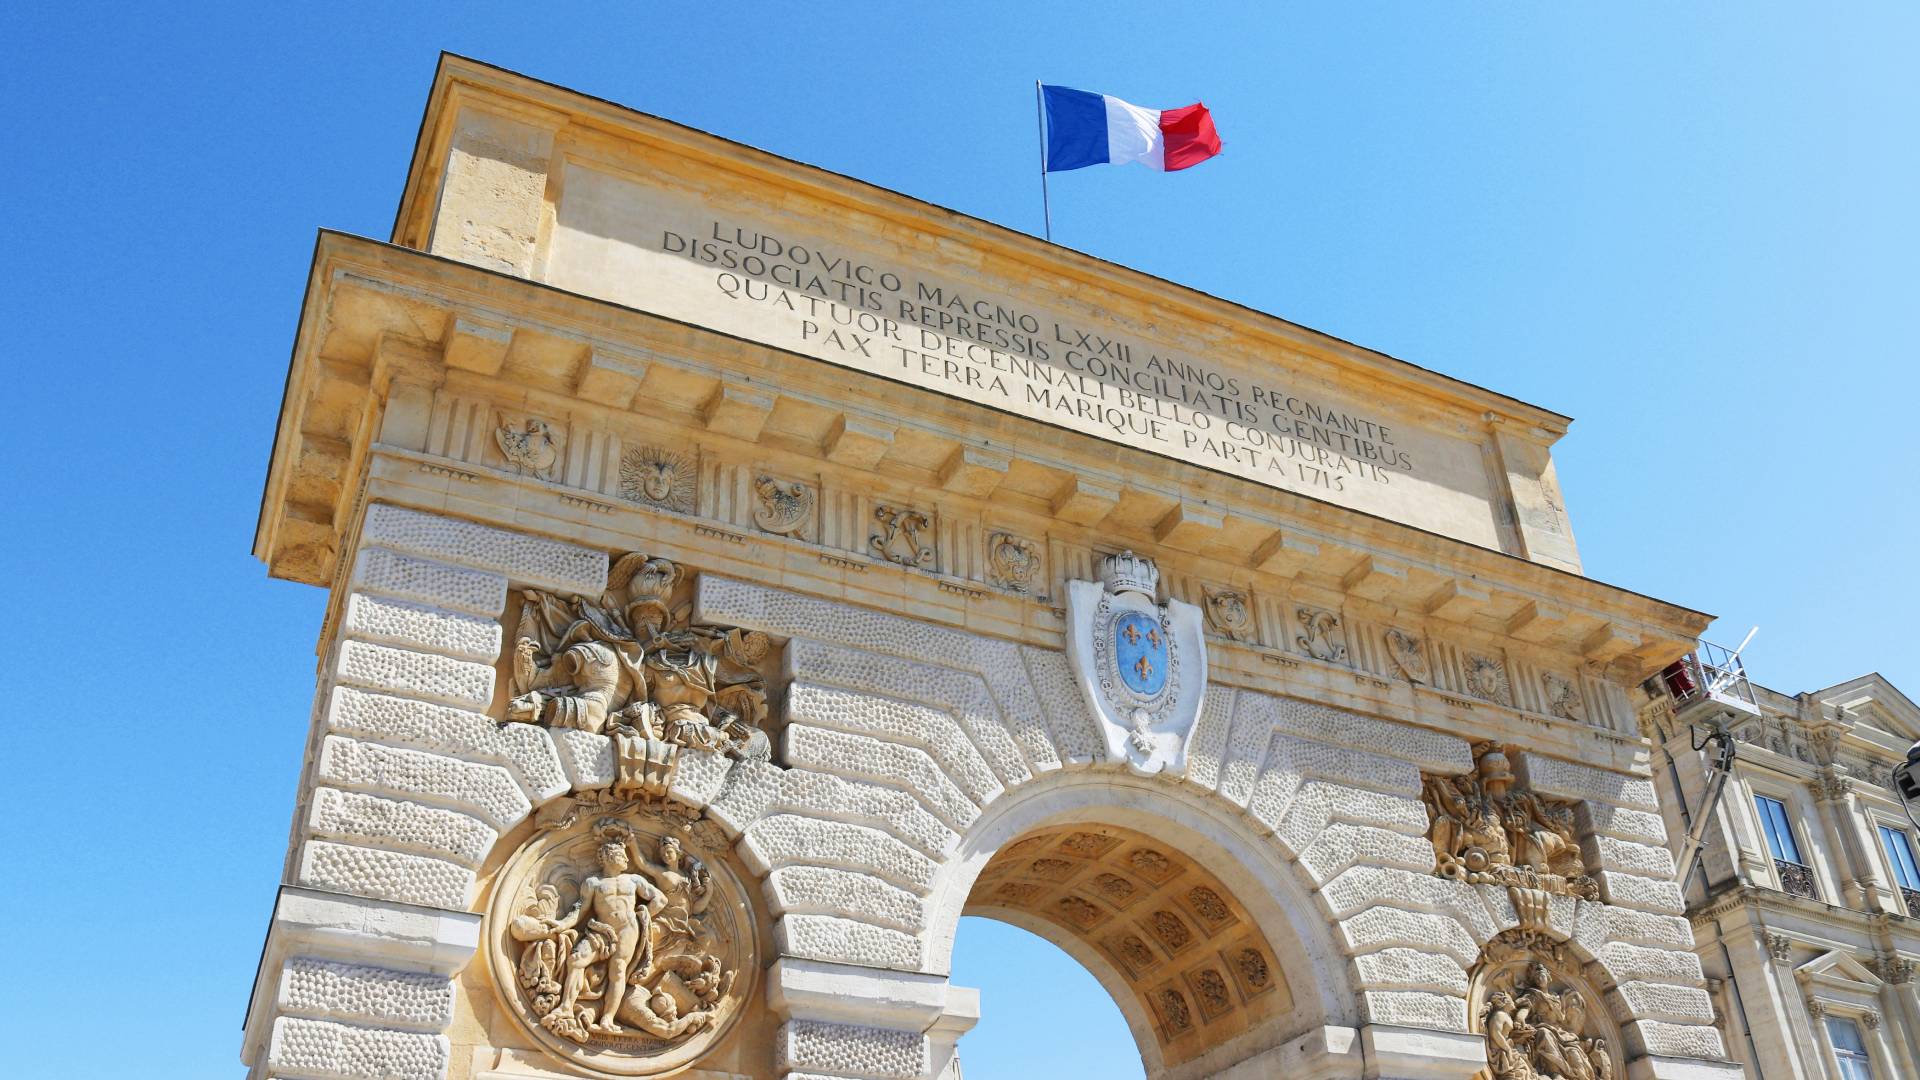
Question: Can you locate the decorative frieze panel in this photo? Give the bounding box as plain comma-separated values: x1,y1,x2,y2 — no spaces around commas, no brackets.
1295,606,1348,663
495,413,563,480
619,444,698,513
869,504,935,568
751,474,816,539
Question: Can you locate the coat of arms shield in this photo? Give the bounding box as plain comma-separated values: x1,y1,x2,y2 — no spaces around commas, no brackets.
1065,550,1208,775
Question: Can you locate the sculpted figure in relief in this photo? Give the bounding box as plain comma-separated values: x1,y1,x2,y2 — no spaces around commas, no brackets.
1423,744,1597,903
511,819,738,1048
504,553,775,785
1475,935,1615,1080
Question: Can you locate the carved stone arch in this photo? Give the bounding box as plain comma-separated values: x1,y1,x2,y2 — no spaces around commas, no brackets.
1468,928,1624,1080
924,770,1357,1078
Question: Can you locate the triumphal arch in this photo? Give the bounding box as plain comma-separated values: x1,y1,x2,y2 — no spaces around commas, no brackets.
242,55,1741,1080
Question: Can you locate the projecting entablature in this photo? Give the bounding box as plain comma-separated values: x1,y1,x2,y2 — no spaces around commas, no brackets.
258,228,1708,766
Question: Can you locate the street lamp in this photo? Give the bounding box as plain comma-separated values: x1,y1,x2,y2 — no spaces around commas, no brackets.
1894,742,1920,832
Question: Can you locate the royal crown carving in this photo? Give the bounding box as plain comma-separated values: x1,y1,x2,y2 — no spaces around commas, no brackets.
1099,549,1161,598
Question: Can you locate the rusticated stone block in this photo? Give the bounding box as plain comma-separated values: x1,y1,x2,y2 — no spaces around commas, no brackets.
351,547,506,617
1019,644,1105,765
1359,990,1469,1033
364,504,606,594
775,1019,928,1080
342,592,501,662
326,686,567,804
776,913,925,972
268,1015,449,1080
1516,752,1658,811
298,840,473,910
334,640,494,711
786,642,1028,789
712,762,957,859
765,866,927,933
784,724,978,831
785,679,1001,806
1319,866,1496,944
1183,685,1238,793
741,815,937,895
1338,907,1478,966
1595,941,1706,985
317,736,527,831
308,787,495,867
1353,949,1470,994
277,956,454,1030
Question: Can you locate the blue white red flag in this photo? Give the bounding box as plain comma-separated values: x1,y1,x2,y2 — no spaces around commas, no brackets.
1041,85,1223,172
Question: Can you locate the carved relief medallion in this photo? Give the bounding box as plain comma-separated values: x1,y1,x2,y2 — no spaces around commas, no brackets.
869,504,934,567
488,804,754,1076
750,474,814,538
496,414,563,480
1065,551,1209,775
1295,606,1348,663
1542,672,1586,723
985,531,1042,594
1202,587,1256,642
619,445,697,512
1465,653,1512,705
1384,628,1429,683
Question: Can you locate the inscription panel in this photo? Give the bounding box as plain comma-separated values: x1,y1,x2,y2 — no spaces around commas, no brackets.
548,163,1508,549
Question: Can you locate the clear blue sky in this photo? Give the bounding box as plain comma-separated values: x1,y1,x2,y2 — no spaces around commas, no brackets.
3,4,1915,1078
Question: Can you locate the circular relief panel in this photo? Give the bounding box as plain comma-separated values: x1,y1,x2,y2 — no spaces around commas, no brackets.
487,807,755,1077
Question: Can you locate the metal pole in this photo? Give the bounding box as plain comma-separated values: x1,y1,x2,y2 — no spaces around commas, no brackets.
1035,81,1052,243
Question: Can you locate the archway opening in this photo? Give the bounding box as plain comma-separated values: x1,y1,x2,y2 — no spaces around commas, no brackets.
954,822,1294,1077
951,916,1144,1079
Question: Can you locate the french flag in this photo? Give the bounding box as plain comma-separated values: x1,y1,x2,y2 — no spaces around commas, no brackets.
1042,84,1223,172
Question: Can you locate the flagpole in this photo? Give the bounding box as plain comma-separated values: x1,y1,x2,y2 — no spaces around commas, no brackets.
1034,80,1052,242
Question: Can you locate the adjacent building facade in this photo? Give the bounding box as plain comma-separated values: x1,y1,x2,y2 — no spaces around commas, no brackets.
1642,657,1920,1079
241,55,1752,1080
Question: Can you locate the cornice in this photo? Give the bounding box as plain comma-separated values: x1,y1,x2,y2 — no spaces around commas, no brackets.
257,235,1713,693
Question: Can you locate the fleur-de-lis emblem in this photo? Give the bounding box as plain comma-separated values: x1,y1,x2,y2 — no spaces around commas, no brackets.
1134,656,1155,680
1147,628,1161,648
1123,624,1141,645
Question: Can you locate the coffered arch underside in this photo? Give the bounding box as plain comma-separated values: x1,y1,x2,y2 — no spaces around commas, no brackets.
254,504,1727,1080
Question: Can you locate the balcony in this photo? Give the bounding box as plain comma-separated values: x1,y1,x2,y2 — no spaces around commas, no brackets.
1659,639,1762,720
1776,859,1819,901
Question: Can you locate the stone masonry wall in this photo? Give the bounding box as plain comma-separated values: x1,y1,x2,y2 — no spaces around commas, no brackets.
245,505,1725,1080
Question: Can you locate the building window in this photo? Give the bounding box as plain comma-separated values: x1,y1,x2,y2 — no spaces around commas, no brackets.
1878,824,1920,915
1754,794,1818,899
1827,1016,1873,1080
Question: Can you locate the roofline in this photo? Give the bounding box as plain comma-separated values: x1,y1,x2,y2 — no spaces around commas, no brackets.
394,52,1575,434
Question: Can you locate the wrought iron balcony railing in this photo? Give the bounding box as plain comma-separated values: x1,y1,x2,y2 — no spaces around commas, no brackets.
1775,859,1819,901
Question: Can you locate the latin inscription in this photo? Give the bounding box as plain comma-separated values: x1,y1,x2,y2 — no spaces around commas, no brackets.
665,222,1415,495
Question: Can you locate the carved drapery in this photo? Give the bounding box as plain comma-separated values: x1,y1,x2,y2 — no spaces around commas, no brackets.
1422,744,1600,924
1470,930,1618,1080
504,553,778,797
489,795,752,1075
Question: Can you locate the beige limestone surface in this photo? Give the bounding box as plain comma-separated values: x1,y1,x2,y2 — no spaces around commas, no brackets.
239,53,1744,1080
